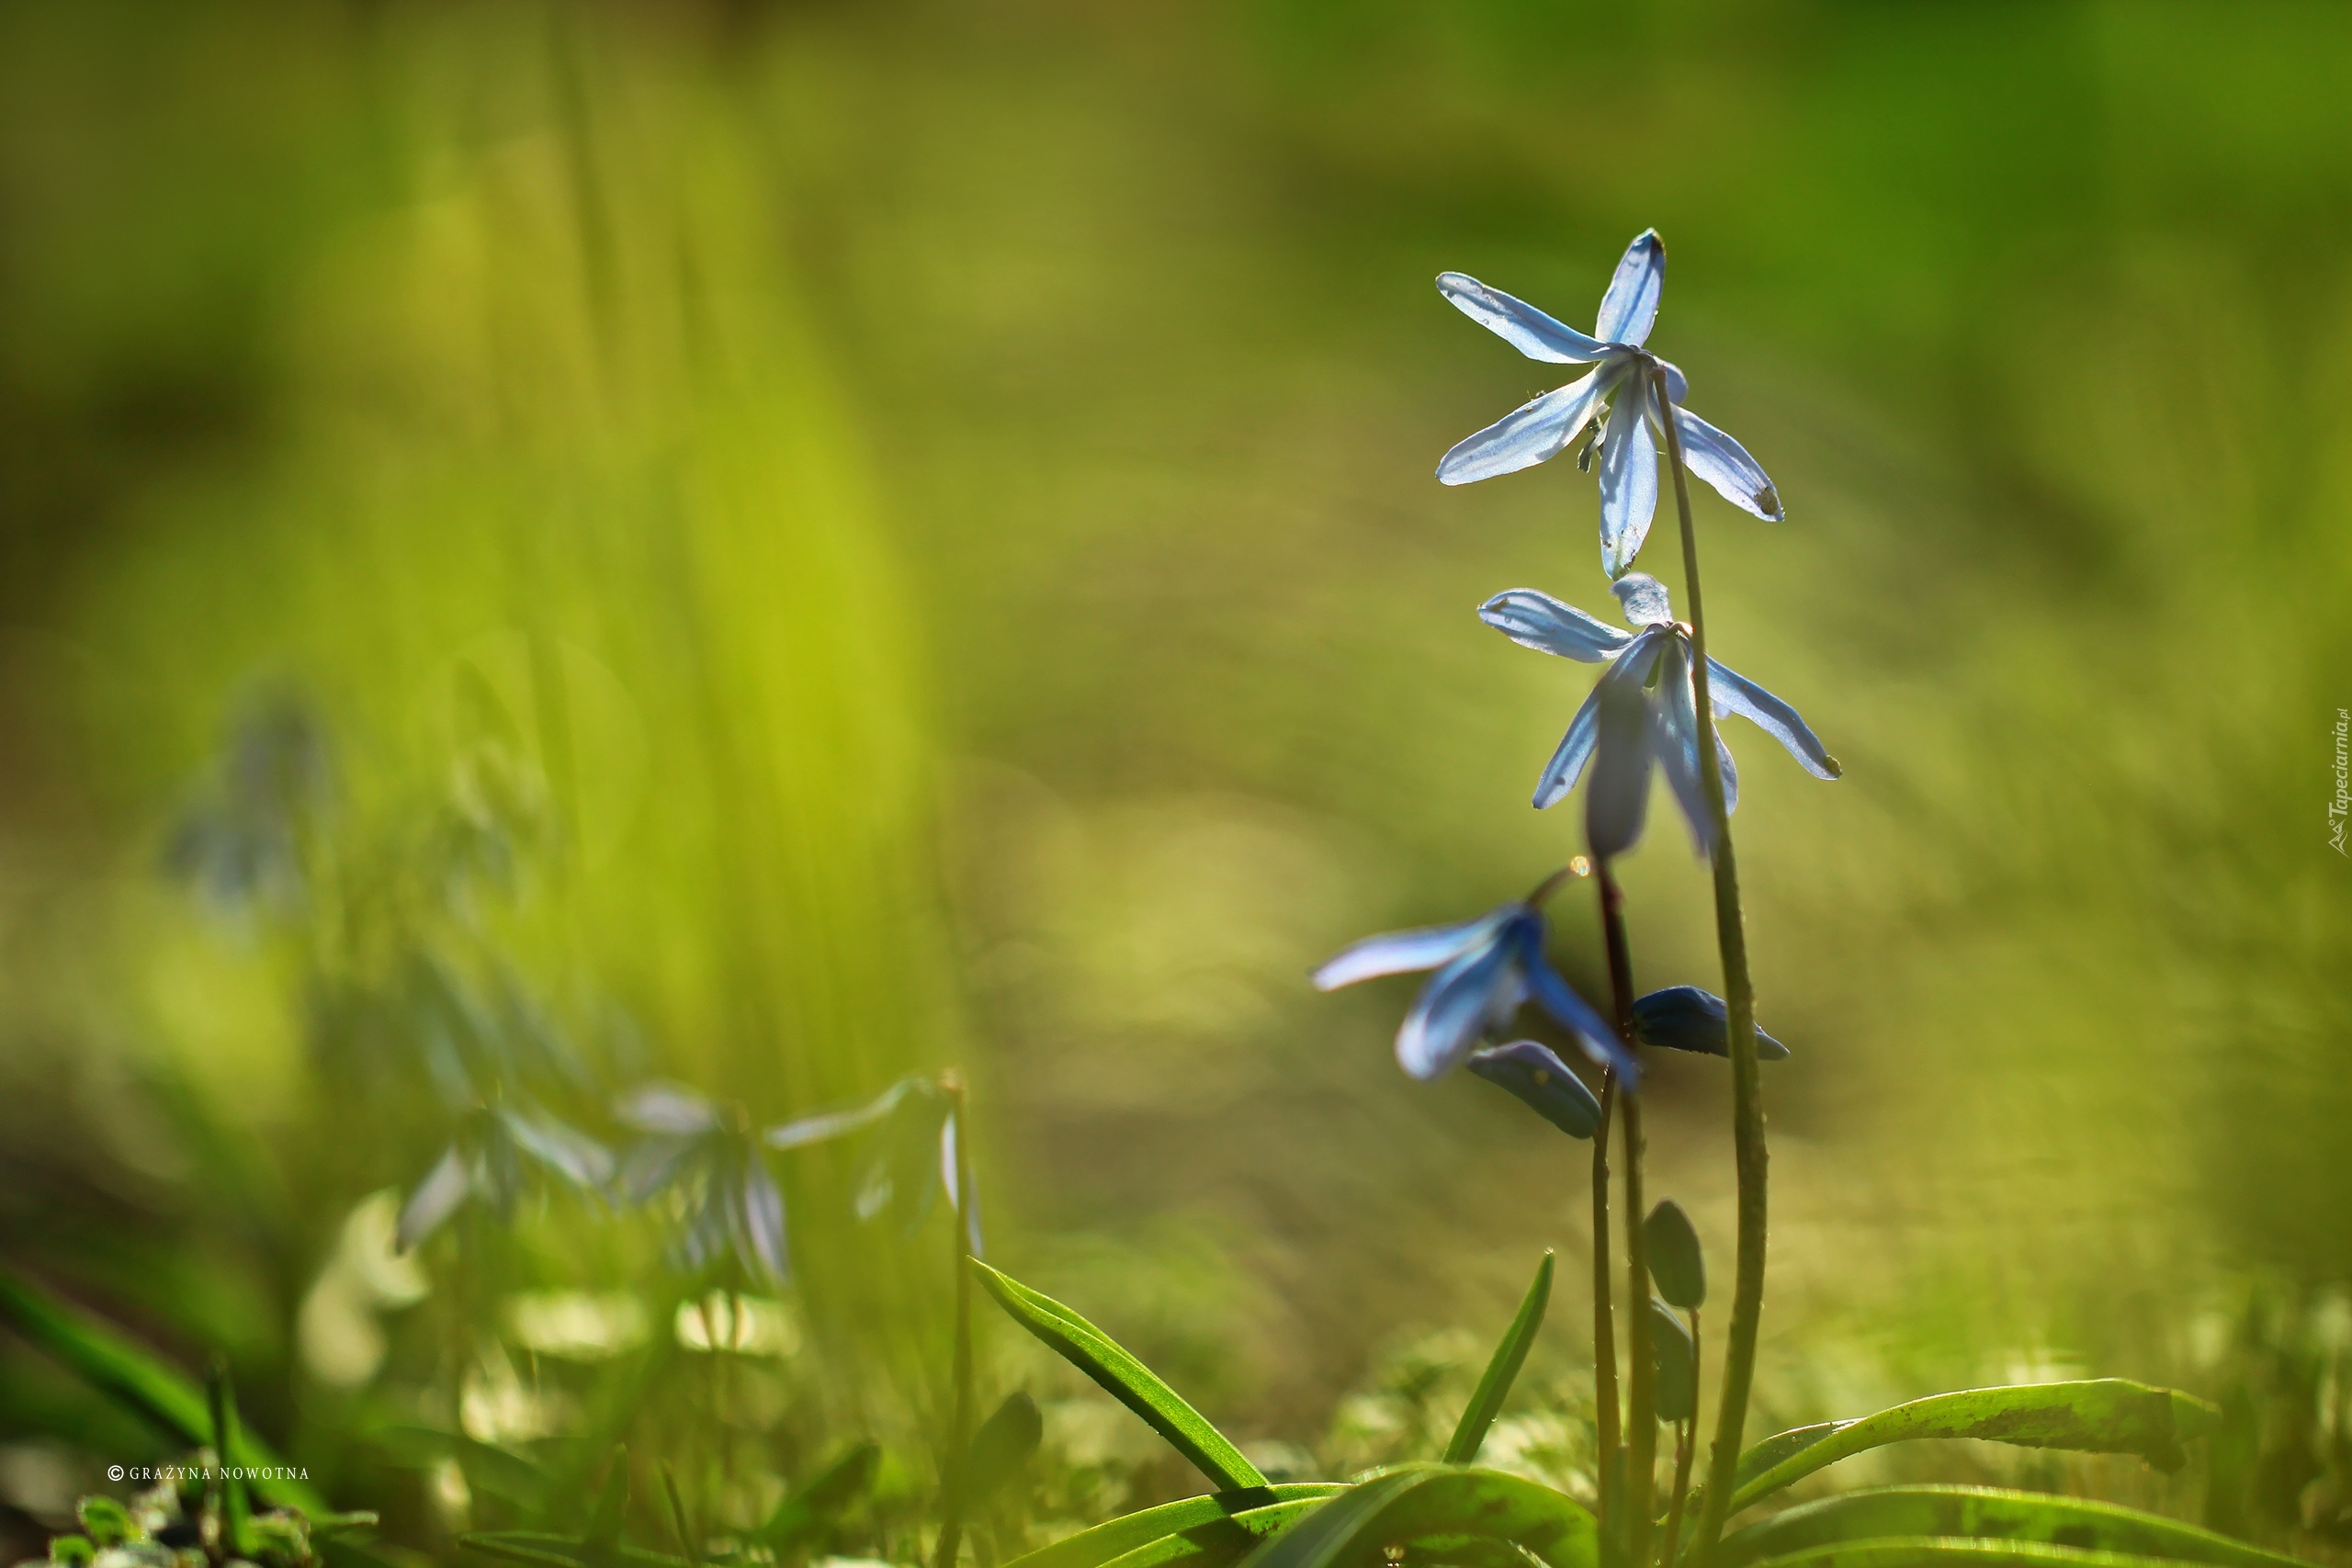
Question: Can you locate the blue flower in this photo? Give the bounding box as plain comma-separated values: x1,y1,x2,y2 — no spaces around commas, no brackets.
1632,986,1791,1061
1436,231,1782,578
1480,573,1838,857
616,1085,793,1285
396,1102,613,1252
1466,1038,1605,1137
1313,899,1634,1082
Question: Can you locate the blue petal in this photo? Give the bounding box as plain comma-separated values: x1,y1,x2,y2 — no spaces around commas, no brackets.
1672,407,1782,521
1655,356,1690,405
1514,921,1637,1083
397,1143,472,1252
1438,369,1607,485
1585,650,1659,859
498,1107,615,1190
1708,658,1841,779
1598,378,1659,578
1533,685,1602,809
616,1082,719,1135
1466,1039,1602,1138
1652,641,1726,857
1438,273,1610,363
1610,572,1675,627
1595,231,1665,347
1631,986,1790,1060
1396,937,1519,1080
736,1161,791,1284
1315,910,1506,991
766,1079,911,1150
1478,588,1633,662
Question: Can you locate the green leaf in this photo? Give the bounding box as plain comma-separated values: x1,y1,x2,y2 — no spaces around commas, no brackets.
1716,1485,2308,1568
1649,1301,1695,1424
589,1450,630,1546
0,1266,325,1517
208,1355,254,1558
372,1426,555,1512
1097,1497,1332,1568
970,1260,1266,1492
1729,1382,2222,1516
1445,1252,1553,1464
1003,1487,1345,1568
951,1392,1045,1515
76,1498,132,1548
1233,1466,1598,1568
458,1534,690,1568
755,1440,880,1549
1736,1538,2216,1568
1642,1202,1705,1311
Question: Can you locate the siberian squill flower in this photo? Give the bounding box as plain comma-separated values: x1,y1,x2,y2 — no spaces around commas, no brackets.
1480,572,1838,857
1437,231,1782,578
396,1101,613,1253
1313,897,1634,1083
616,1084,793,1285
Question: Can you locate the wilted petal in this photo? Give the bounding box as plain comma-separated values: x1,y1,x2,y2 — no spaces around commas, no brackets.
734,1162,791,1285
1315,910,1506,990
1595,231,1665,347
615,1081,718,1135
1708,658,1840,779
1598,378,1659,578
1611,572,1675,627
1479,588,1633,662
1586,655,1658,859
397,1144,472,1252
1395,938,1519,1080
1437,273,1610,363
1630,986,1790,1060
1437,370,1608,485
1672,407,1782,521
1466,1040,1602,1138
499,1107,615,1191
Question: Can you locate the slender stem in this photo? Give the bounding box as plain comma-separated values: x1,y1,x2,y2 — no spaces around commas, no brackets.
934,1074,978,1568
1660,1307,1702,1568
1599,863,1653,1559
1653,364,1768,1563
1590,1071,1620,1507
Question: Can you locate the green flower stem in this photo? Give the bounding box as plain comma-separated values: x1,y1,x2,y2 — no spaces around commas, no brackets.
1652,365,1768,1565
1591,1069,1621,1503
1659,1308,1702,1568
934,1072,978,1568
1599,863,1654,1559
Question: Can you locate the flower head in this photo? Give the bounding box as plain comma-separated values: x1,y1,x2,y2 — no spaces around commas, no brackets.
1313,897,1633,1082
396,1102,613,1253
1479,573,1839,857
1436,231,1782,578
616,1085,793,1285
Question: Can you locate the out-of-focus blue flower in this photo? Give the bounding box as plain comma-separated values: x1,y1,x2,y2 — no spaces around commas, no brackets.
1479,573,1838,857
616,1084,793,1285
1313,900,1633,1083
1632,986,1791,1061
396,1102,613,1253
770,1075,981,1255
1466,1038,1604,1137
1436,231,1783,578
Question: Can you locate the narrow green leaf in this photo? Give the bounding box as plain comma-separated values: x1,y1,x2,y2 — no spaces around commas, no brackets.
658,1465,700,1568
1642,1203,1705,1311
1445,1252,1554,1464
970,1260,1266,1492
0,1266,324,1516
1728,1382,2222,1516
373,1426,555,1512
1097,1498,1331,1568
1732,1425,1845,1492
208,1356,255,1558
756,1440,881,1549
589,1450,630,1546
1003,1487,1345,1568
1649,1302,1695,1424
1736,1537,2224,1568
1715,1485,2308,1568
951,1392,1045,1516
1233,1466,1599,1568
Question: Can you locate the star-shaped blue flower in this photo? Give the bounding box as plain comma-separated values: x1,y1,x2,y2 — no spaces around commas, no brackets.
1480,573,1839,857
1313,898,1634,1082
1436,231,1782,578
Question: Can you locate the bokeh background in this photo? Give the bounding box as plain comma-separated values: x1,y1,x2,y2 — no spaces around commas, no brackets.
2,0,2349,1559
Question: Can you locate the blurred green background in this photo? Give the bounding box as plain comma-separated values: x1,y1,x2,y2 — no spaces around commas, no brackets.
1,0,2348,1558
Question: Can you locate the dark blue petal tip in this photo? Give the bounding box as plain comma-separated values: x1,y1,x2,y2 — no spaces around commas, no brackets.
1630,985,1790,1060
1466,1039,1604,1139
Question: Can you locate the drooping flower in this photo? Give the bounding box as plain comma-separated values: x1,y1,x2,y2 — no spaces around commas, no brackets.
396,1101,613,1253
1479,572,1838,857
1313,899,1633,1082
1465,1038,1604,1137
1436,231,1782,579
616,1084,793,1285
